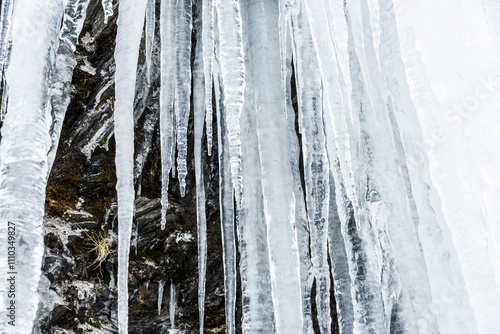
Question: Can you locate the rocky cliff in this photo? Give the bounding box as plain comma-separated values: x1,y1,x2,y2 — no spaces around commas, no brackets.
36,1,231,332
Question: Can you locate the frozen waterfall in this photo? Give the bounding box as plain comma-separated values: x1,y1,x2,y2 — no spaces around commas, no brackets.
0,0,500,333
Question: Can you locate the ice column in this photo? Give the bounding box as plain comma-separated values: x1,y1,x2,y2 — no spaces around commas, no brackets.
0,0,14,120
193,8,208,333
243,0,303,331
0,0,64,332
113,0,147,332
174,0,192,197
238,22,276,329
145,0,155,85
202,0,215,155
159,0,176,229
214,60,237,334
292,7,332,331
214,0,245,207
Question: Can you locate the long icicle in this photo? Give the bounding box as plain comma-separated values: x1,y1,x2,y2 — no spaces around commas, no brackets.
174,0,192,197
159,0,176,229
243,0,304,331
214,46,237,334
0,0,14,121
238,86,277,333
214,0,245,208
239,6,277,327
0,0,65,332
0,0,13,70
145,0,155,85
292,6,332,331
293,21,332,334
113,0,147,332
193,5,208,333
202,0,215,155
285,19,314,332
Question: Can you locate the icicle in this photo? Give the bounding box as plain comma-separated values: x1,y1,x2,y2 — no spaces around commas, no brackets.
214,56,237,334
157,279,165,315
284,23,314,333
327,171,354,334
145,0,155,85
293,19,332,333
174,0,192,197
378,1,479,332
0,0,65,332
101,0,114,24
47,0,91,172
1,80,8,121
242,0,304,332
300,0,359,219
237,88,276,333
193,7,208,333
113,0,147,332
239,12,277,328
159,0,177,229
170,282,177,330
214,0,245,208
202,0,215,155
0,0,14,121
278,0,294,118
0,0,14,71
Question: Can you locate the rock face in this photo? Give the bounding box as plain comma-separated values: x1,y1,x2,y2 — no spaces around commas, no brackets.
37,1,229,332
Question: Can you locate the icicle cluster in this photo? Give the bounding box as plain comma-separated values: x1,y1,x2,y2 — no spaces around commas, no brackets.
0,0,500,333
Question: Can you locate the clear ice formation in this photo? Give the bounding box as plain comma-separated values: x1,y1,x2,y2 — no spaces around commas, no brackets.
193,7,208,333
0,0,65,332
157,279,165,316
113,0,147,333
0,0,500,333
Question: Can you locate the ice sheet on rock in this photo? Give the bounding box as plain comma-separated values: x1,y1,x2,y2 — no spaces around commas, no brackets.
0,0,65,332
202,0,215,155
134,90,159,190
215,0,245,208
113,0,147,332
174,0,192,198
159,0,176,228
243,0,303,332
72,64,159,160
47,0,91,173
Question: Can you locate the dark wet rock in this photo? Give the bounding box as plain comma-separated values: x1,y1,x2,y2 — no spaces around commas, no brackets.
38,1,227,333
